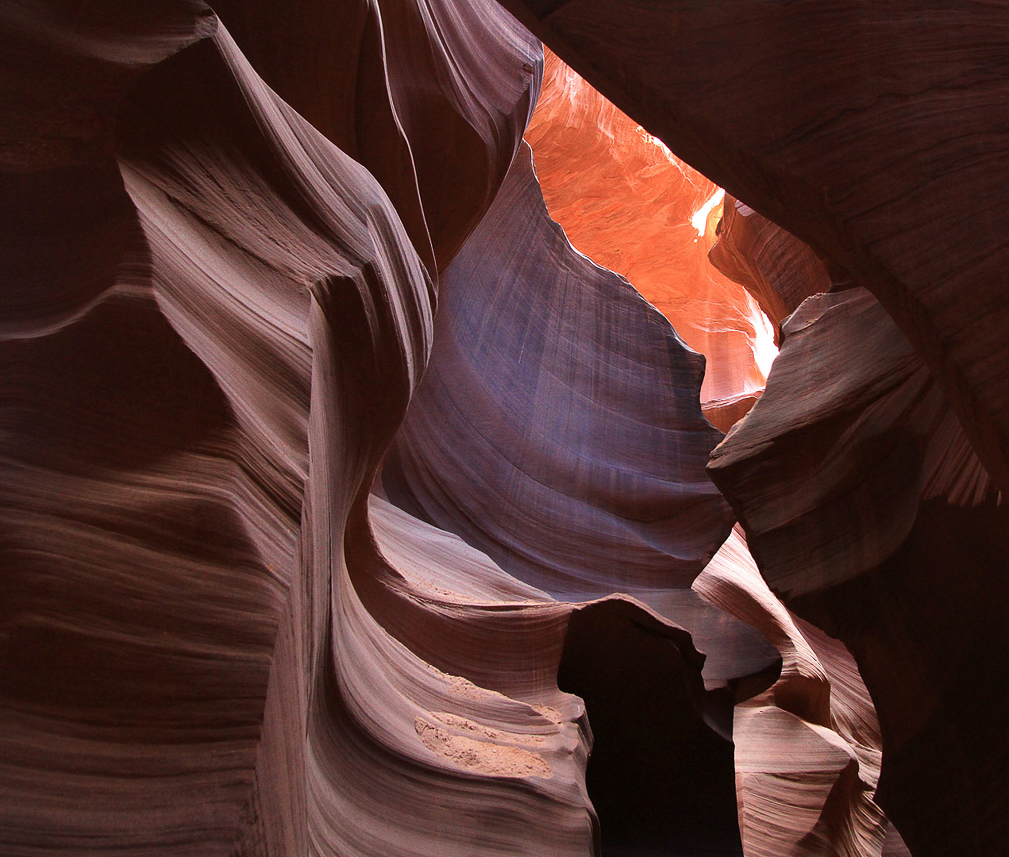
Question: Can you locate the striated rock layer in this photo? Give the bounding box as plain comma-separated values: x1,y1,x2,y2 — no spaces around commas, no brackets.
695,529,904,857
709,195,832,347
4,1,1005,856
709,285,1006,856
2,4,600,854
384,142,734,598
4,3,767,854
703,170,1000,856
382,140,763,855
502,3,1009,853
702,186,999,854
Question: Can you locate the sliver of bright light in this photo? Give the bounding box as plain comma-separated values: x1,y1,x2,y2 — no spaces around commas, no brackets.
691,188,725,237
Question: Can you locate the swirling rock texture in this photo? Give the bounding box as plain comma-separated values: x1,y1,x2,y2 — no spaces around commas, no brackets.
498,0,1009,489
708,286,1004,857
499,2,1009,854
3,3,1005,857
706,173,993,857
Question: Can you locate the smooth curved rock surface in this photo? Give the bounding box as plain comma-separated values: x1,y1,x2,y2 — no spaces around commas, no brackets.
6,0,997,855
384,142,734,598
709,287,1005,855
210,0,542,271
709,196,832,345
1,9,598,855
696,531,895,857
710,288,999,598
2,5,771,855
700,170,997,855
381,132,896,855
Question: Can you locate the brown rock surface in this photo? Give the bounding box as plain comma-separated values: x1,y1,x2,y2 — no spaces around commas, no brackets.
381,140,791,853
384,142,734,597
2,8,601,855
6,0,1005,855
709,196,832,344
3,4,770,854
709,288,999,598
709,287,1006,855
209,0,542,271
696,530,896,857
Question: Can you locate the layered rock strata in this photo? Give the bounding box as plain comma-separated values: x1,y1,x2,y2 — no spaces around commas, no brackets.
709,195,832,346
705,194,995,856
709,286,1006,856
3,1,1002,856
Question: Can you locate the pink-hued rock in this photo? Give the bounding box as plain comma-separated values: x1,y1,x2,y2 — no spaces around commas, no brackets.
709,196,832,344
383,142,733,598
1,4,771,854
703,391,763,434
380,138,791,853
8,0,1002,854
524,50,776,401
703,198,999,854
709,287,999,598
708,287,1006,855
695,530,891,857
209,0,542,271
1,9,604,854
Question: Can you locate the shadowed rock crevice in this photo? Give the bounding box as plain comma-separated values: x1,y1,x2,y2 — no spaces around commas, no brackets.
558,600,744,857
791,500,1009,857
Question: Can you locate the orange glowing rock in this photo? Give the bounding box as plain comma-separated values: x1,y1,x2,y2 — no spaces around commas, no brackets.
524,50,776,402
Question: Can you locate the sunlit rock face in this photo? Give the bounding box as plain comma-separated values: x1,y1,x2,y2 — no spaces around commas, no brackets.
499,0,1009,491
4,1,1004,856
707,167,1003,857
4,3,766,855
708,195,832,345
525,50,776,402
709,286,1006,857
384,143,734,598
503,3,1009,853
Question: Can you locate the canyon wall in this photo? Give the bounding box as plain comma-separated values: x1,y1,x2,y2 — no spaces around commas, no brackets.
3,1,1005,855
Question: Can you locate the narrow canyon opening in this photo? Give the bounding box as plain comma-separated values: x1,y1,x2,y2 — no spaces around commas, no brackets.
519,49,780,854
524,49,778,425
558,600,745,857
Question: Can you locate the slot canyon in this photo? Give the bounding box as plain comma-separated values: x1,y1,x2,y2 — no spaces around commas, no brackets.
2,2,1007,856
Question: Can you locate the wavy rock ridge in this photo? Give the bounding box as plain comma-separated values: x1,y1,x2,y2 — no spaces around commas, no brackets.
3,1,1005,856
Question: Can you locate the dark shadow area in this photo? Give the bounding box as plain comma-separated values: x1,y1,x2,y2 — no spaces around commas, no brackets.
558,598,743,857
793,499,1009,857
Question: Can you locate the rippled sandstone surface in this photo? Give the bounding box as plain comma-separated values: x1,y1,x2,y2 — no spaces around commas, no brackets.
3,2,1005,856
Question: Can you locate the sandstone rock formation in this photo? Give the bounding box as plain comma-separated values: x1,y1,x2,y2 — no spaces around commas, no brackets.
3,1,1005,856
525,49,776,402
498,0,1009,490
708,195,832,347
709,286,1005,857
